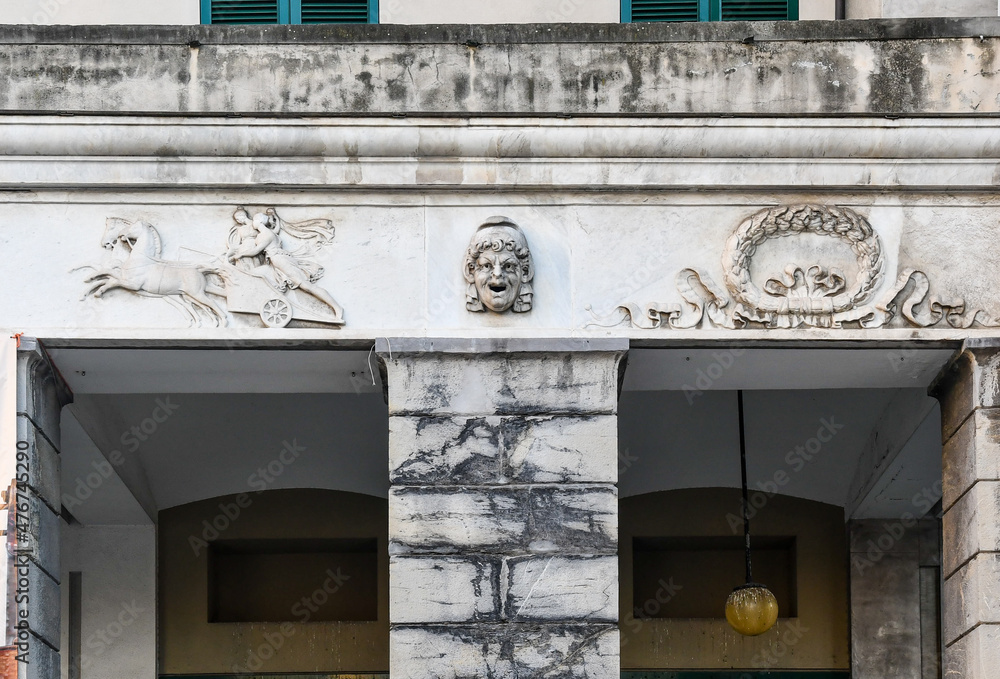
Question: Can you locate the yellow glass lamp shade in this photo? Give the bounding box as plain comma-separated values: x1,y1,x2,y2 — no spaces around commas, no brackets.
725,583,778,636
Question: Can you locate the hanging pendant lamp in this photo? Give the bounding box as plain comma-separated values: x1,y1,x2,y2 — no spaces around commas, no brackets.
725,390,779,636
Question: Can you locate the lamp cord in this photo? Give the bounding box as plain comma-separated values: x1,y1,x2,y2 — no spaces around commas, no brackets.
738,389,753,585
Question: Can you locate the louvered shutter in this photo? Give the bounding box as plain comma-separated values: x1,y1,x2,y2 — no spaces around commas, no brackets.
301,0,371,23
629,0,701,22
720,0,794,20
208,0,280,23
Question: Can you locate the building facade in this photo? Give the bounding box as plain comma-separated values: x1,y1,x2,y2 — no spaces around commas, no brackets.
1,1,1000,678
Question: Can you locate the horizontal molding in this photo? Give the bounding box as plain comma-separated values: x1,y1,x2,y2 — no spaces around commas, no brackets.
2,117,999,159
2,117,999,189
2,157,998,190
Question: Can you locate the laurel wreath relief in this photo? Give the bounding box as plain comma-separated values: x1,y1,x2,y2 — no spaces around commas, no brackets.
602,204,998,331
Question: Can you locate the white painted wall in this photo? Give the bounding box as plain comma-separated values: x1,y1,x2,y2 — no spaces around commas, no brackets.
60,524,156,679
1,0,199,25
1,0,995,24
800,0,838,20
847,0,997,17
380,0,620,23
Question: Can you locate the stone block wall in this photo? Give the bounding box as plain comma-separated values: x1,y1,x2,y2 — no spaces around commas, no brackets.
14,343,71,679
930,341,1000,679
381,340,625,678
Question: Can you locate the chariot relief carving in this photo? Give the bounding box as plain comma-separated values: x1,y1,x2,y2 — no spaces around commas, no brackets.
601,204,998,330
463,216,534,314
76,208,345,328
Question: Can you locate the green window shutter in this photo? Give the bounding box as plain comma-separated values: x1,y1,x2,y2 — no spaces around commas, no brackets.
719,0,796,20
629,0,704,22
299,0,372,23
206,0,281,23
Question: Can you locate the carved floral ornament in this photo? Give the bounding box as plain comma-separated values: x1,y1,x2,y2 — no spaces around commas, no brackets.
603,204,999,330
75,208,345,328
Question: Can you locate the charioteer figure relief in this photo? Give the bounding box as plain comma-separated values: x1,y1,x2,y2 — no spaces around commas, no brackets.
77,207,345,328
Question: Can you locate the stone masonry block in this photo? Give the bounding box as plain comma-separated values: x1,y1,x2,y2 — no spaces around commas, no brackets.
17,349,71,451
389,416,502,485
24,632,59,679
383,352,621,417
390,487,530,554
15,415,61,514
390,486,618,555
943,623,1000,679
501,416,617,484
527,486,617,554
18,490,60,580
942,408,1000,510
505,555,618,623
390,624,619,679
390,555,501,624
942,481,1000,577
942,553,1000,645
20,563,60,651
933,346,1000,443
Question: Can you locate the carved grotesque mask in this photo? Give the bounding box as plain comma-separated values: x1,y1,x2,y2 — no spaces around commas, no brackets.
464,217,533,314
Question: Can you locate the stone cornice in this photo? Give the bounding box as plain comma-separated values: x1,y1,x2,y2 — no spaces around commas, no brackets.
2,117,999,190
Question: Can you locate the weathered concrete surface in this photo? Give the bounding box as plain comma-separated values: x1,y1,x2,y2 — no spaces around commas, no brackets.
3,20,1000,115
849,519,923,679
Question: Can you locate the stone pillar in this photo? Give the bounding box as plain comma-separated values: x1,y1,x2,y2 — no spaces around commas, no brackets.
930,340,1000,679
379,339,625,679
13,340,71,679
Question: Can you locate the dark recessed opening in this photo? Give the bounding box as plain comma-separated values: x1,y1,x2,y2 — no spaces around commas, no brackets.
633,536,797,619
208,538,378,623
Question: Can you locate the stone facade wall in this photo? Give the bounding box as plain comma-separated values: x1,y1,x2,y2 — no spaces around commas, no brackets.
381,339,625,678
2,21,1000,115
930,341,1000,679
14,341,71,679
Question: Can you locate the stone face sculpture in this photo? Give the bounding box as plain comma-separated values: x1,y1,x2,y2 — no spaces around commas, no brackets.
77,208,345,328
604,204,999,330
463,216,534,313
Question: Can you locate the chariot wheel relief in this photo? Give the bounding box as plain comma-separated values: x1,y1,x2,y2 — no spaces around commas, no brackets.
261,297,292,328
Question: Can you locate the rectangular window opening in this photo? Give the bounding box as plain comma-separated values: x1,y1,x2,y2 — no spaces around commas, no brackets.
632,536,797,619
623,0,797,22
208,538,378,623
202,0,377,24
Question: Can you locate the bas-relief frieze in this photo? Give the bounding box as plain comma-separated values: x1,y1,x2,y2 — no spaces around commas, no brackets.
76,207,345,328
598,204,1000,331
71,203,995,334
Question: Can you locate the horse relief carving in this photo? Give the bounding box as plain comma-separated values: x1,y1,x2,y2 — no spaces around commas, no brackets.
597,204,999,330
76,208,345,328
